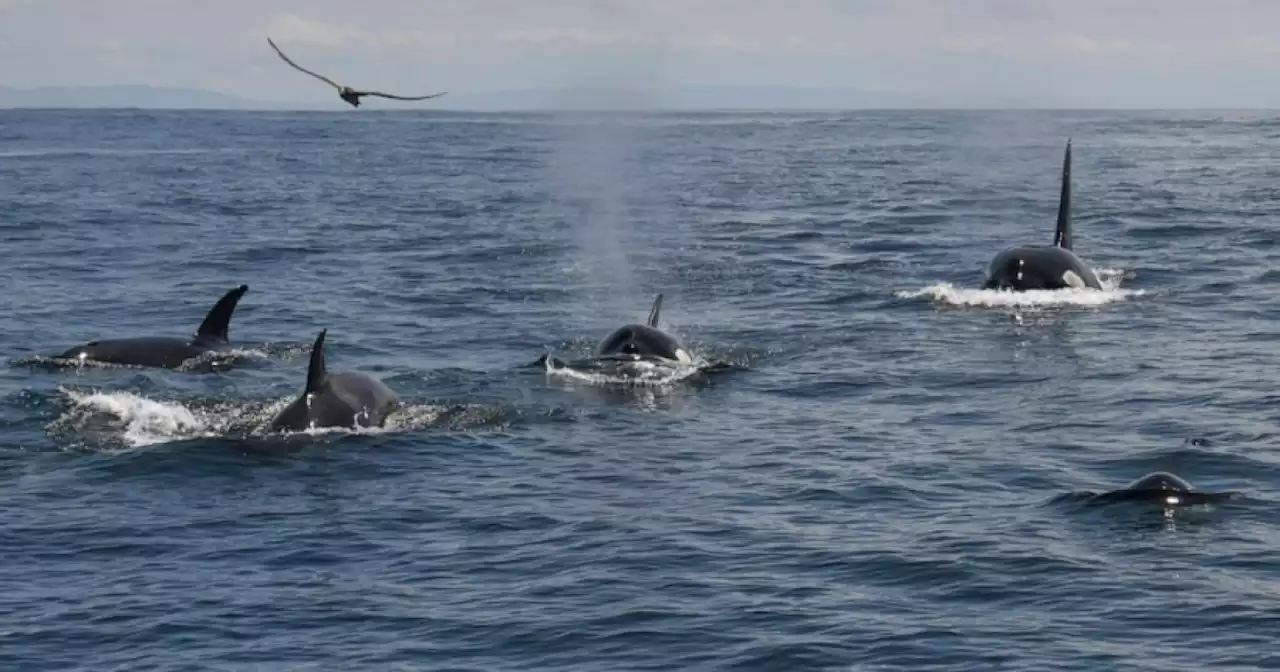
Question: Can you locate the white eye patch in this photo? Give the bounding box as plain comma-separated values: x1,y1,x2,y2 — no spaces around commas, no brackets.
1062,270,1085,289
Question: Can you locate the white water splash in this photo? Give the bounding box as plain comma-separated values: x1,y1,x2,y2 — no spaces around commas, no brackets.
895,267,1144,308
543,353,705,388
252,396,454,439
59,388,215,448
15,345,273,373
176,347,271,372
52,387,460,450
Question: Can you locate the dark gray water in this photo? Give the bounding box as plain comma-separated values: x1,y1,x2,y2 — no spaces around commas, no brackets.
3,108,1279,671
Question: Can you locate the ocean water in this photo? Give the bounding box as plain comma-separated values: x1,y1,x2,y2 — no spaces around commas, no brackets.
2,108,1280,671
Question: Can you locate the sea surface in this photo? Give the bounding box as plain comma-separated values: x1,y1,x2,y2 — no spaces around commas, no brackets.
2,108,1280,671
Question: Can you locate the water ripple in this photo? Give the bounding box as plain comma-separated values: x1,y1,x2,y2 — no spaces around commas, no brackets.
1,109,1278,671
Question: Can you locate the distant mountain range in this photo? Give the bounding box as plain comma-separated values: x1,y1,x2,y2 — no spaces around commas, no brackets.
0,83,1070,112
1,83,1257,111
0,85,286,110
431,85,1049,111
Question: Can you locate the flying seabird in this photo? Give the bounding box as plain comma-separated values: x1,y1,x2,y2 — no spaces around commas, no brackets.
266,37,447,108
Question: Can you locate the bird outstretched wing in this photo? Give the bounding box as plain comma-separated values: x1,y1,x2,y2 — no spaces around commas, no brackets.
266,37,343,91
355,90,449,101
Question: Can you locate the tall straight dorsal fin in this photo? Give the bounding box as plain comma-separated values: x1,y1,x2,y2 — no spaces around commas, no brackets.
305,329,328,394
1053,139,1073,250
194,284,249,344
646,293,664,328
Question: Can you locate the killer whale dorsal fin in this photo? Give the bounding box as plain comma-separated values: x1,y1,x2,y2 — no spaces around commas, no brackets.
1053,139,1073,250
194,284,249,344
646,293,664,328
305,329,328,394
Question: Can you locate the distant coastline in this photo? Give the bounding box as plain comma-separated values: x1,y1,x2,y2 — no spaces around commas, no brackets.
0,84,1271,112
0,85,287,110
0,83,970,112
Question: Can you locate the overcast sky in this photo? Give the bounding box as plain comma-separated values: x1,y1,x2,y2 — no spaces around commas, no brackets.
2,0,1279,108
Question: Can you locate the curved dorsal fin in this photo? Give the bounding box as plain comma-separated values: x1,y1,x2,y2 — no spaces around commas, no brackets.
306,329,328,394
646,293,663,328
1053,139,1072,250
194,284,249,344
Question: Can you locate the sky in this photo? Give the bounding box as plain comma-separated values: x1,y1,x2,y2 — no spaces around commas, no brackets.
2,0,1280,108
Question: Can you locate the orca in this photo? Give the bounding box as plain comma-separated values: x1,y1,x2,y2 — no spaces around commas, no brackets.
56,284,250,370
594,293,693,364
982,140,1104,291
1087,471,1237,507
268,329,400,432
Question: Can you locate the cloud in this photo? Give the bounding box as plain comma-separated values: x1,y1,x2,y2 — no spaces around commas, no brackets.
264,13,353,47
98,38,127,53
3,0,1280,107
940,36,1007,55
1050,36,1139,55
1239,36,1280,56
492,28,649,49
244,1,1274,67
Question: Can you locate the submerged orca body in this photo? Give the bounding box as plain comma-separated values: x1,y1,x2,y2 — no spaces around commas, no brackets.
56,284,250,370
594,293,693,364
982,140,1103,291
1087,471,1237,507
268,329,400,432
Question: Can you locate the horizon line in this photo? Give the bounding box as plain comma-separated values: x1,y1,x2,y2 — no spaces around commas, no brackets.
2,84,1278,114
3,105,1279,113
